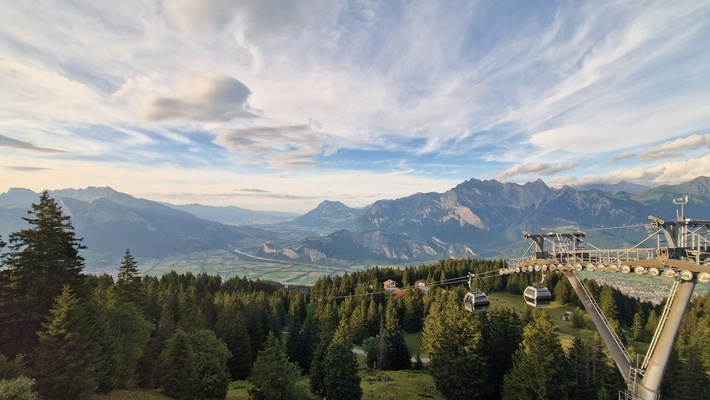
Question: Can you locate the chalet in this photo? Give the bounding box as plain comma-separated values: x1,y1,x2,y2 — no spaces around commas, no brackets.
414,279,428,288
392,288,406,299
383,279,399,291
414,279,430,296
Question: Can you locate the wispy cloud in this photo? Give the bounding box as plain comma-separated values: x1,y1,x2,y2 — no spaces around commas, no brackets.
550,153,710,188
610,152,636,163
640,133,710,161
239,188,270,193
0,134,64,153
3,166,50,171
497,162,577,181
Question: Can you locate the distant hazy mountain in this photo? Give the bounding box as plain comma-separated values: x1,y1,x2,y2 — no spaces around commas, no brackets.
0,187,276,269
576,181,651,194
289,200,365,231
0,187,39,205
165,203,296,225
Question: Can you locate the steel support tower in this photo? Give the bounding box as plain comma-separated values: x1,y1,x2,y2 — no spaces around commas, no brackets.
501,197,710,399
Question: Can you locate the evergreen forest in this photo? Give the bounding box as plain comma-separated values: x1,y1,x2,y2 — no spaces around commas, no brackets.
1,192,709,400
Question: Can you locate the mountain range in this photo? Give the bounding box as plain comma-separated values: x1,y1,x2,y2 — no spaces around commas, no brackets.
1,177,708,270
256,176,709,263
0,187,276,268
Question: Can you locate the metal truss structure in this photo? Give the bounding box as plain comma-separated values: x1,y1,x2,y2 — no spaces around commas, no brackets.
500,196,710,400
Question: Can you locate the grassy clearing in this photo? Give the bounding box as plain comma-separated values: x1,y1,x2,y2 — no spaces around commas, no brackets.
488,291,527,313
228,369,442,400
403,331,424,357
225,380,251,400
360,368,442,399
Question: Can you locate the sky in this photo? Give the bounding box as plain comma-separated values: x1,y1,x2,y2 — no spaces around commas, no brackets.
1,0,709,213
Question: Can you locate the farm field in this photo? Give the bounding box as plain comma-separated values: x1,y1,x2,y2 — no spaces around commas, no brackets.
138,250,369,286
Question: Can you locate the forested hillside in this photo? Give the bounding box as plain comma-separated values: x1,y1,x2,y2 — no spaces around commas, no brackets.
0,192,708,400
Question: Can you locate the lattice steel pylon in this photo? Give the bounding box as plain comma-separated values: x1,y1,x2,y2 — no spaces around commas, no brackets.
501,196,710,400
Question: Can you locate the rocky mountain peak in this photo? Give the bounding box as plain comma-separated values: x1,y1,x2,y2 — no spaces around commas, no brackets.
51,186,123,202
0,188,39,205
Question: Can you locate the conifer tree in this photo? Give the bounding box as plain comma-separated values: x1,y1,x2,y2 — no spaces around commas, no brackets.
482,307,523,398
158,329,200,400
567,336,615,400
249,332,302,400
214,293,253,379
402,289,424,333
0,192,85,357
362,336,380,368
379,298,410,370
309,331,333,397
137,290,178,387
349,301,370,344
0,376,37,400
323,321,362,400
366,299,380,337
422,290,488,399
599,285,619,323
177,285,207,331
631,312,645,341
158,328,230,399
187,329,231,400
117,248,140,284
554,278,573,305
116,248,141,304
645,309,660,339
571,307,586,329
33,286,101,400
502,311,569,400
101,303,153,389
662,347,710,400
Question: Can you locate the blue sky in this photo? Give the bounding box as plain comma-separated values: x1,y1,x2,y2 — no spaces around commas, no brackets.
1,0,709,212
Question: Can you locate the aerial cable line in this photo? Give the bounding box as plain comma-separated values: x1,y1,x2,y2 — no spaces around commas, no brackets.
315,269,503,301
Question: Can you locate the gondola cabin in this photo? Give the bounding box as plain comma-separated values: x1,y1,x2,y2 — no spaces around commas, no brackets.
523,285,552,308
464,291,490,312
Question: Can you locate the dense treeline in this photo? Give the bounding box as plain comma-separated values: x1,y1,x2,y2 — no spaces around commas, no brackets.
0,192,708,400
0,192,302,399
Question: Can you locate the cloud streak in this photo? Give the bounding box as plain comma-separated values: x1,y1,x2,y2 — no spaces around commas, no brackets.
3,166,50,171
640,133,710,161
497,162,578,181
0,134,64,153
550,153,710,188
